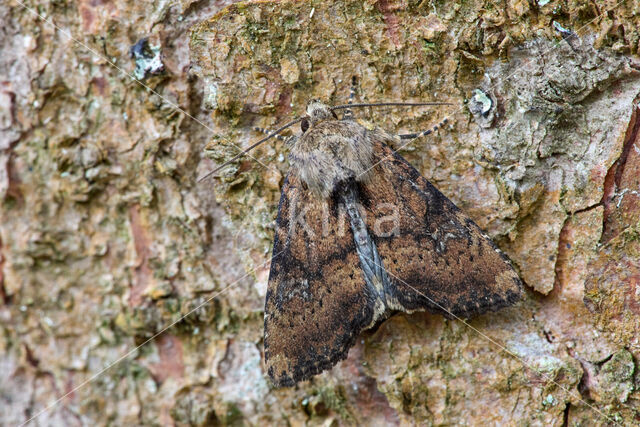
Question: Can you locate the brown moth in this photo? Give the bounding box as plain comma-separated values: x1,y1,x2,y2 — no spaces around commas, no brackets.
206,82,524,388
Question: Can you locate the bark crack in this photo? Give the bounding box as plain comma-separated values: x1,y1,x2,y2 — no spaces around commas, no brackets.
600,100,640,243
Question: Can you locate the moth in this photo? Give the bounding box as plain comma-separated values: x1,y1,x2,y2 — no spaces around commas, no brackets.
202,80,524,387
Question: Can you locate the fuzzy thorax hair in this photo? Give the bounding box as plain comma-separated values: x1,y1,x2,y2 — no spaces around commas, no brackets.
289,100,376,198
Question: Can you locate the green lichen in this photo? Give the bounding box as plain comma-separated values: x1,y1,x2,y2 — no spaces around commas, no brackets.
597,350,635,404
310,385,352,421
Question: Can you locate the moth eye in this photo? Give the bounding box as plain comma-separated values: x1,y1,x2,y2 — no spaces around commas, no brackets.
301,118,310,133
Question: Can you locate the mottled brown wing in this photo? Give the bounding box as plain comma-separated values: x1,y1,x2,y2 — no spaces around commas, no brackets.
264,171,379,387
360,139,523,318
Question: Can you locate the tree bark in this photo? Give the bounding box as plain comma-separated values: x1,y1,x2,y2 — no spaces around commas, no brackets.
1,0,640,425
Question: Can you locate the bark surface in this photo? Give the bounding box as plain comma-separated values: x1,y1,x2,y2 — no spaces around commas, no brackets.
2,0,640,425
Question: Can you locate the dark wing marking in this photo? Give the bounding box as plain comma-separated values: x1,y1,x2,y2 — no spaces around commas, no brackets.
264,171,379,387
359,139,523,318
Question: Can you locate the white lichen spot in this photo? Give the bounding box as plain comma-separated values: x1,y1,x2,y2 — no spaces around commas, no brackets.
470,89,493,116
145,377,158,394
131,40,164,80
203,79,219,110
23,34,35,50
542,394,556,406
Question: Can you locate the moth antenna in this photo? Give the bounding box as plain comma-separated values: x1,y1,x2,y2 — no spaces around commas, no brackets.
342,76,358,120
253,126,289,142
198,102,453,182
331,102,452,111
398,117,450,140
197,117,304,183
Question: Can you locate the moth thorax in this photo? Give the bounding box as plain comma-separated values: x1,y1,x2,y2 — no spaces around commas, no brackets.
291,122,375,199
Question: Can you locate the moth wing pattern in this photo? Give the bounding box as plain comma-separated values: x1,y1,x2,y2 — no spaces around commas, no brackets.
264,171,380,387
360,136,524,318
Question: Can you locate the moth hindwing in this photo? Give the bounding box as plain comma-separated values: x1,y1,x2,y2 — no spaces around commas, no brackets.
263,99,523,387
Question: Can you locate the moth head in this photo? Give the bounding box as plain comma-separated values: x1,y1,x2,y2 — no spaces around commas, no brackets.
305,99,338,128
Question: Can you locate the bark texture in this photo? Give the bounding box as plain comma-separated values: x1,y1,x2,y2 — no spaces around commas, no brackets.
2,0,640,425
